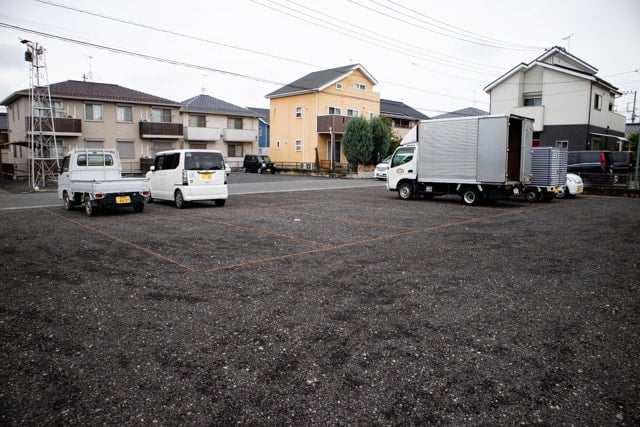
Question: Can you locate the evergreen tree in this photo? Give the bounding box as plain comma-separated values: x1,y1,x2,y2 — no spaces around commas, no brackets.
342,117,373,165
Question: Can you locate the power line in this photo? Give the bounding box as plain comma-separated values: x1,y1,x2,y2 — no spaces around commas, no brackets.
383,0,543,51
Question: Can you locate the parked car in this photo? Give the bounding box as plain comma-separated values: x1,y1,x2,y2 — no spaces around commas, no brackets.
243,154,277,174
374,155,392,180
146,149,228,209
612,151,634,174
556,172,583,199
567,150,614,187
225,163,231,176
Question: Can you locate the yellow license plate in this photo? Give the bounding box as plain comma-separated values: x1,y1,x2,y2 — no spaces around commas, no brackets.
200,173,212,180
116,196,131,204
576,185,583,192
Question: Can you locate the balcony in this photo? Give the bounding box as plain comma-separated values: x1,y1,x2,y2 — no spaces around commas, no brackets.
139,121,183,139
25,116,82,136
221,128,258,142
511,106,544,132
317,115,352,134
184,126,221,141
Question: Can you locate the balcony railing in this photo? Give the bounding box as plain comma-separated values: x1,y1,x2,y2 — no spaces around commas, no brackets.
139,121,183,139
25,116,82,135
184,126,221,141
221,128,258,142
317,115,353,134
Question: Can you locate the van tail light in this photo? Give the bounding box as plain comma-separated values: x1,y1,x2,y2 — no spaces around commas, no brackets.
141,190,150,197
94,193,104,199
600,152,606,167
182,170,188,185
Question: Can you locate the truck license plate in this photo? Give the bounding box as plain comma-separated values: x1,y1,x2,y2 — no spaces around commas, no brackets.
200,173,212,180
116,196,131,204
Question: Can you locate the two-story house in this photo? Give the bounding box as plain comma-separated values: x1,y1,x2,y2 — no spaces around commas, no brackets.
265,64,380,169
1,80,184,176
247,107,270,156
181,94,259,168
484,46,626,151
379,99,429,140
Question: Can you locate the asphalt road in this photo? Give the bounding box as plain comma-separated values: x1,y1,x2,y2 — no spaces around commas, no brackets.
1,175,639,425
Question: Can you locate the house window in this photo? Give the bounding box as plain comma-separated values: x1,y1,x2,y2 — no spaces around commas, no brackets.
116,105,133,123
189,115,206,127
227,117,243,129
276,140,281,149
295,140,302,152
227,144,243,157
295,106,302,118
84,103,103,121
609,101,614,112
524,93,542,106
369,112,374,119
84,139,104,148
353,82,366,90
328,106,342,115
117,140,135,158
346,109,360,117
151,108,171,123
336,83,343,90
52,100,65,118
594,94,602,111
556,140,569,149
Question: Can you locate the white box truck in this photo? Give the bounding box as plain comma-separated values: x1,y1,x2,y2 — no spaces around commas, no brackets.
386,114,533,205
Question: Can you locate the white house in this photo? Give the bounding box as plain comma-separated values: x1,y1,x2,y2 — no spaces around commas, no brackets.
485,46,626,151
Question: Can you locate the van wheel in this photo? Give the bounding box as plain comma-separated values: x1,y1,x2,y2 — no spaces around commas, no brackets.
461,187,481,206
175,190,186,209
397,182,414,200
556,188,567,199
215,199,226,207
63,192,74,210
84,196,96,217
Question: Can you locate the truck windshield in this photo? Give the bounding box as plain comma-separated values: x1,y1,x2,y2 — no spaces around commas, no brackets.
185,152,225,170
391,147,414,168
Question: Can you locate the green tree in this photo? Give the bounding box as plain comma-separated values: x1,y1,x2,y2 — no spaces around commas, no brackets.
370,116,391,163
627,132,638,153
342,116,373,165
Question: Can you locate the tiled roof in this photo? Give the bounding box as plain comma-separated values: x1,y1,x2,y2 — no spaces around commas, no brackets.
181,94,258,117
380,99,429,120
430,107,489,119
625,122,640,137
247,107,270,123
266,64,377,98
1,80,181,106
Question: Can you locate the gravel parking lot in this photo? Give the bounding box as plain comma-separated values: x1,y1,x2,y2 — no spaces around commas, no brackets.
1,184,639,425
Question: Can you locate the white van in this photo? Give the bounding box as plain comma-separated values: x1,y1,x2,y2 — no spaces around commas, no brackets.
146,149,228,208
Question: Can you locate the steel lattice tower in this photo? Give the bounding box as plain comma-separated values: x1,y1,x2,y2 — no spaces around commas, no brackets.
22,40,60,190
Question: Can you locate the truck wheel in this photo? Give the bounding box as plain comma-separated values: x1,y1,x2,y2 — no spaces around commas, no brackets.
84,196,96,217
133,202,145,212
175,190,186,209
397,182,414,200
556,188,567,199
63,192,74,211
461,187,481,206
214,199,226,207
524,190,538,202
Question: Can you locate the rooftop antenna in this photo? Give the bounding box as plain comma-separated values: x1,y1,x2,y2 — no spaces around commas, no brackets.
561,33,573,52
82,55,93,81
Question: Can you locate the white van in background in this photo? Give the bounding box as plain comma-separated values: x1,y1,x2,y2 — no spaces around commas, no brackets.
146,149,228,208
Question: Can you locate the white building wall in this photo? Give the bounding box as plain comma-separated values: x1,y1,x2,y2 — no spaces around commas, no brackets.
489,72,523,115
541,68,590,125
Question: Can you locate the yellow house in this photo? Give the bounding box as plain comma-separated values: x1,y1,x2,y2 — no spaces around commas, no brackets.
265,64,380,169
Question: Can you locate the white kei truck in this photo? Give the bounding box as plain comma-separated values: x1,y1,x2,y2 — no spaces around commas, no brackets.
58,149,150,216
387,114,533,206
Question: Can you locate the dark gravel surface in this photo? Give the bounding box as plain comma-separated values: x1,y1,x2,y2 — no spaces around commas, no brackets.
1,186,639,425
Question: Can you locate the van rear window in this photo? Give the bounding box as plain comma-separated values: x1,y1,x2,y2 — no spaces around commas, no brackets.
185,152,224,170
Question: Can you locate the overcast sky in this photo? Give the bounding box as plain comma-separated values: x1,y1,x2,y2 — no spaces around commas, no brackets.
1,0,639,120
